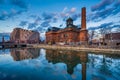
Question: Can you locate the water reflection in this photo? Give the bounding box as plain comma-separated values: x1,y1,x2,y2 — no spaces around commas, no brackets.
0,48,120,80
11,48,40,61
46,49,87,80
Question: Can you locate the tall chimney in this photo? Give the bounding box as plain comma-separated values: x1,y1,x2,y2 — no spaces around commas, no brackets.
81,7,86,30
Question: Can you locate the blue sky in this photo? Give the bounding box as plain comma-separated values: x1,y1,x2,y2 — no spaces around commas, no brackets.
0,0,120,34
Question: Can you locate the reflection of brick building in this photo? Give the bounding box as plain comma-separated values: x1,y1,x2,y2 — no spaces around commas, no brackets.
10,28,40,43
46,7,88,45
46,49,88,76
11,48,40,61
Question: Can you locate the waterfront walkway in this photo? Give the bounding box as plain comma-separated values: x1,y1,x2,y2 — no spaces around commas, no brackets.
29,44,120,54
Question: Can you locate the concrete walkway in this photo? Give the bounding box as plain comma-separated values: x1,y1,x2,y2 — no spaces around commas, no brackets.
28,44,120,54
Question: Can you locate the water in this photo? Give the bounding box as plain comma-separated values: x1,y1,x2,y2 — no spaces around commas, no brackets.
0,48,120,80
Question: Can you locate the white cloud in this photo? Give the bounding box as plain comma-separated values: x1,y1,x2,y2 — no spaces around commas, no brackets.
70,8,76,13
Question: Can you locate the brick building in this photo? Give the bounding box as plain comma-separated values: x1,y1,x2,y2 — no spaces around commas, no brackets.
10,28,40,43
46,7,88,45
105,33,120,46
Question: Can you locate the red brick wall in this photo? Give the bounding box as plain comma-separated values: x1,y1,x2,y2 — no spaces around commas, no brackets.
10,28,40,43
81,7,86,30
79,30,88,42
46,7,88,44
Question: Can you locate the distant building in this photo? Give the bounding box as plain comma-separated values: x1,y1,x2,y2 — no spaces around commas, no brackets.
0,33,10,42
105,33,120,46
10,28,40,44
46,7,88,45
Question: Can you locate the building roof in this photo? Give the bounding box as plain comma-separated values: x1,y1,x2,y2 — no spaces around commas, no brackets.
47,27,61,32
66,17,73,21
14,28,38,33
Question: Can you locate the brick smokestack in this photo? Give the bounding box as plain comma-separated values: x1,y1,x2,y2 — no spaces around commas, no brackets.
81,7,86,30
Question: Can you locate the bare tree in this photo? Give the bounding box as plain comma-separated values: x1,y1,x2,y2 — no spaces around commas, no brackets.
114,27,120,33
88,30,95,44
99,26,114,48
99,27,107,45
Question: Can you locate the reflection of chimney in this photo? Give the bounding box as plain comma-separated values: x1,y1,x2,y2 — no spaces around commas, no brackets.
82,63,86,80
2,36,5,43
81,7,86,30
79,52,87,80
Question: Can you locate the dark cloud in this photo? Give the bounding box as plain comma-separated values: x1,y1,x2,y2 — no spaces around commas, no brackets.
59,24,63,27
91,0,114,11
11,0,28,9
35,27,47,33
19,21,28,26
71,14,80,21
29,15,37,19
88,22,113,30
28,23,37,29
42,12,55,20
41,20,51,27
0,0,28,9
89,0,120,22
52,17,58,23
0,9,27,20
41,12,59,24
112,0,120,15
98,22,113,28
89,8,113,22
0,0,4,4
114,0,120,7
60,7,79,21
111,24,120,28
0,0,28,20
35,17,41,24
27,17,41,29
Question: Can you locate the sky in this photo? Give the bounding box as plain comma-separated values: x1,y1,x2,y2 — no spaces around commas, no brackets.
0,0,120,37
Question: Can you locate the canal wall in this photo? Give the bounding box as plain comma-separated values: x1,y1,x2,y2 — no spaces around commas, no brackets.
29,44,120,54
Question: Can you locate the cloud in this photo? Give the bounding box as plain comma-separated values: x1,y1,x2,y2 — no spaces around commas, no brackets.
11,0,28,9
0,0,4,4
28,23,37,29
0,0,28,21
98,22,113,28
61,7,79,21
0,9,27,20
27,17,41,29
111,24,120,28
40,20,51,27
29,15,37,19
42,12,54,20
35,27,48,33
52,17,58,23
89,0,120,22
89,8,113,22
71,14,80,21
41,12,59,24
19,21,28,26
34,17,41,24
88,22,113,30
0,11,8,20
91,0,114,11
62,7,68,13
70,8,76,13
0,0,28,9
